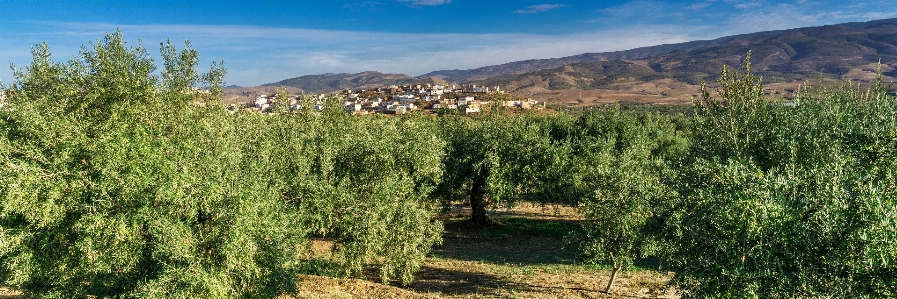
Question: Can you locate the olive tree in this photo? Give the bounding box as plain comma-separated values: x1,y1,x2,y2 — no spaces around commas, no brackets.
434,114,569,225
661,55,897,298
0,31,318,298
569,109,688,292
265,107,445,284
1,31,450,297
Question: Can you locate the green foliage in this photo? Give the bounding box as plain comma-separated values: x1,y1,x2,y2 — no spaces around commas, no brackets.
0,31,302,298
267,110,445,285
4,32,895,299
0,31,444,298
434,114,574,224
662,55,897,298
564,108,688,291
434,116,515,224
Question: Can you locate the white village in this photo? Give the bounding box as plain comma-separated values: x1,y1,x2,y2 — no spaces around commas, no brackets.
235,83,543,115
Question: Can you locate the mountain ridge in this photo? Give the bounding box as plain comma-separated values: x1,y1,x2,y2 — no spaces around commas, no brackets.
253,18,897,98
262,70,452,94
420,18,897,83
470,21,897,95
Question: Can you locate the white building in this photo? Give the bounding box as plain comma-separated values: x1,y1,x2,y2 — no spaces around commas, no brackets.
345,103,362,112
394,94,417,103
456,96,475,105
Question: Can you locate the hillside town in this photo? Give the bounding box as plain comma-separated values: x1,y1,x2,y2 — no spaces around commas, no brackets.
233,83,542,115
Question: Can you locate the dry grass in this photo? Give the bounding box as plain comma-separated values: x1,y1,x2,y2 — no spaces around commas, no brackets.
221,86,305,105
409,258,676,299
0,287,22,299
401,202,676,299
518,79,699,108
292,275,436,299
522,65,897,109
281,201,677,298
4,202,677,299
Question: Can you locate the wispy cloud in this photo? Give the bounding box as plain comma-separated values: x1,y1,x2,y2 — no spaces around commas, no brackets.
343,1,386,11
685,0,716,10
1,21,706,86
720,1,897,32
598,1,672,18
515,4,565,14
398,0,450,7
733,1,763,9
5,0,893,86
594,0,892,34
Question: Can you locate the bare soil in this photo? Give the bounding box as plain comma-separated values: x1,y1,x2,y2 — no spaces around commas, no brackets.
0,287,22,299
289,201,677,298
3,203,676,298
518,79,699,108
222,86,305,105
523,66,897,109
294,274,435,299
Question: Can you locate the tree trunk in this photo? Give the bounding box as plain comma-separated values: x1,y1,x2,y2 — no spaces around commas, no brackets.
469,175,493,225
605,263,622,293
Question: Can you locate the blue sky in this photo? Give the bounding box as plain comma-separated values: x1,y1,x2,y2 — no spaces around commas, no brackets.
2,0,896,86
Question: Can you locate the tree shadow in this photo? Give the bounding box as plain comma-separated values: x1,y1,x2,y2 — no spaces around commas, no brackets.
431,217,581,266
407,265,533,297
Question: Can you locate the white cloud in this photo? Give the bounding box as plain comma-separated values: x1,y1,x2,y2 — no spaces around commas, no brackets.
721,2,896,33
398,0,450,6
0,22,710,86
598,1,671,18
733,1,764,9
5,0,894,87
343,2,386,11
515,4,565,14
685,0,716,10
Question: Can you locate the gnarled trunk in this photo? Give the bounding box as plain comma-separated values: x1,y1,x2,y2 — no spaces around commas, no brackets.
605,258,623,293
469,174,493,226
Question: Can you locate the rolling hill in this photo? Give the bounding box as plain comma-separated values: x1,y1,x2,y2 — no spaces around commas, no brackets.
262,71,450,94
425,18,897,84
470,20,897,96
249,18,897,104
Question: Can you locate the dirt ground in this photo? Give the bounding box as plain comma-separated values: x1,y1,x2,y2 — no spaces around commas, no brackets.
520,66,897,109
518,79,698,108
0,287,22,299
292,202,677,299
2,203,676,299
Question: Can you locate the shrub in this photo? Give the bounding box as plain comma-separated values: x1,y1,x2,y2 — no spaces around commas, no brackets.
661,54,897,298
0,31,308,298
569,108,688,292
0,31,445,298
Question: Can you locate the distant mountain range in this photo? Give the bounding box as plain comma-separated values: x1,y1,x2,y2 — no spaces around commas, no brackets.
262,71,450,94
472,21,897,93
255,18,897,99
427,18,897,84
